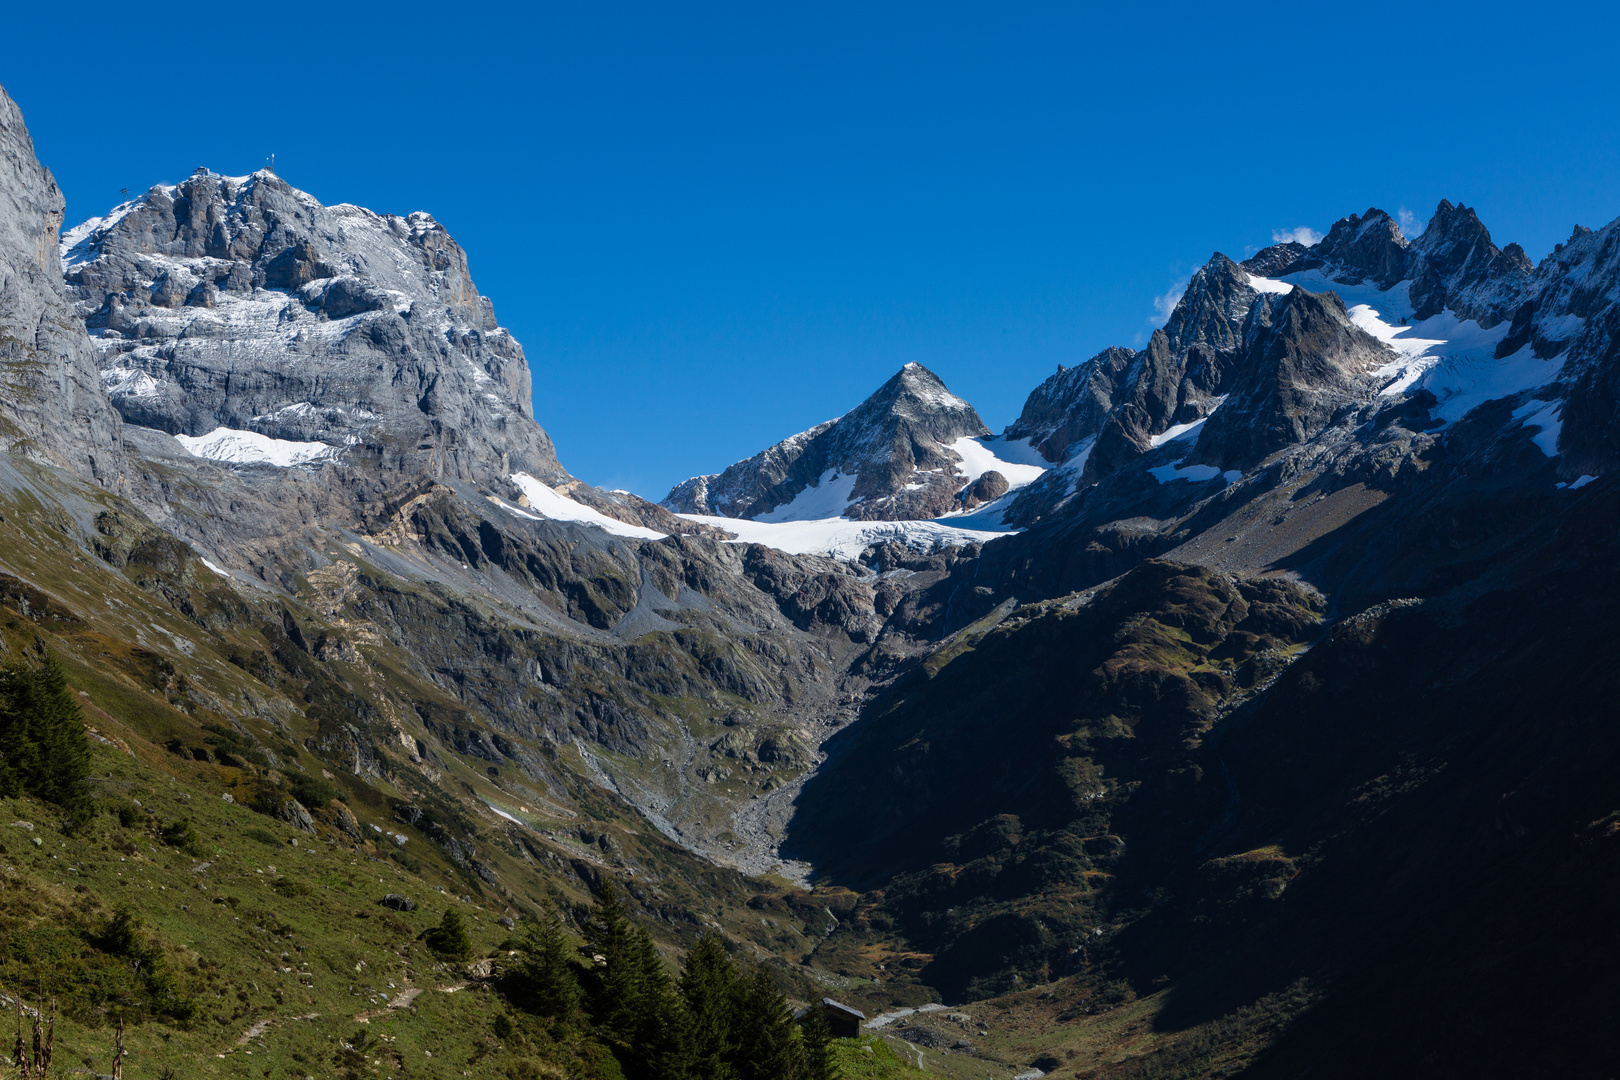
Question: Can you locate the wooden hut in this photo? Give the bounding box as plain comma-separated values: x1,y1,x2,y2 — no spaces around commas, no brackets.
820,998,865,1039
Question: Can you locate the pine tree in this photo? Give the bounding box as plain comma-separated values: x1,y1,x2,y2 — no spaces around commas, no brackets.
677,935,739,1080
581,883,685,1079
508,915,583,1026
581,882,644,1051
0,650,92,823
800,1004,838,1080
630,927,690,1080
734,965,803,1080
31,652,91,821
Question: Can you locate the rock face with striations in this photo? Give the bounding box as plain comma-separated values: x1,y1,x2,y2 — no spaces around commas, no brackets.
1002,345,1135,465
0,83,123,485
60,167,565,490
663,362,992,521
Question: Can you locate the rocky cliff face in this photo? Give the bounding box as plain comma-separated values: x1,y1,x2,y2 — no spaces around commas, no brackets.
1195,286,1389,470
662,362,992,520
0,84,123,485
1002,345,1134,464
61,167,564,490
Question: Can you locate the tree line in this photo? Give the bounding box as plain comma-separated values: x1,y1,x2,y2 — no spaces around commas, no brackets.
500,882,840,1080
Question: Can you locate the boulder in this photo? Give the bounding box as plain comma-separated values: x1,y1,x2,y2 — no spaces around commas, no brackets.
278,797,317,834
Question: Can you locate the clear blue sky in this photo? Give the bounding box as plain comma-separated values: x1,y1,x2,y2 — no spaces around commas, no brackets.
6,2,1616,497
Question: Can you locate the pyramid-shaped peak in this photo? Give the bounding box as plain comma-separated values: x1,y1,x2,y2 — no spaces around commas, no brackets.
883,362,974,412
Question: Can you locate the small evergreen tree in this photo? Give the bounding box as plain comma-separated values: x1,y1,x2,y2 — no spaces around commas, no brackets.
507,915,584,1026
677,935,739,1080
420,908,472,961
734,965,804,1080
800,1004,837,1080
0,651,92,823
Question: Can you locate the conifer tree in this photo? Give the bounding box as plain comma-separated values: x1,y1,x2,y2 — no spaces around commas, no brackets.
581,882,644,1050
678,935,740,1080
32,652,91,820
629,924,691,1080
581,883,687,1079
420,908,472,961
508,915,583,1026
0,650,92,823
734,965,804,1080
801,1004,838,1080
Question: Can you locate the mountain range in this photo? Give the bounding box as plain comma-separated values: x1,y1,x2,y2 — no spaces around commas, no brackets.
0,78,1616,1079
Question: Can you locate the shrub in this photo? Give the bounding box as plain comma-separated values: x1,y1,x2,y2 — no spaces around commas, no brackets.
288,772,339,808
160,818,200,854
420,909,472,961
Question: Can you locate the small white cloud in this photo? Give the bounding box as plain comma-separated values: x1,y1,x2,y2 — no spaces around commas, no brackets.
1397,206,1424,236
1271,226,1323,247
1148,278,1188,328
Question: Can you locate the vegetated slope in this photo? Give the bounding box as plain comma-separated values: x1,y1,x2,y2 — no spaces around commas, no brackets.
0,460,914,1078
785,561,1323,1000
0,79,989,1077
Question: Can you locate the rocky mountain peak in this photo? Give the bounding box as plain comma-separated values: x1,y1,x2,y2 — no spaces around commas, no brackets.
1406,199,1532,325
1312,206,1409,288
1003,346,1136,464
662,362,994,521
61,166,563,491
1195,283,1388,470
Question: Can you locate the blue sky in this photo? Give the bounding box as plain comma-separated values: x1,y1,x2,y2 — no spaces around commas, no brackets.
6,2,1616,497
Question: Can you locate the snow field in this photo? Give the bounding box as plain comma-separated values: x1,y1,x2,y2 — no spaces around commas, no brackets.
505,474,668,540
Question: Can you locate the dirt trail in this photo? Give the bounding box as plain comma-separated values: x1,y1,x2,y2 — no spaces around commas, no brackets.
233,1013,320,1047
351,986,424,1021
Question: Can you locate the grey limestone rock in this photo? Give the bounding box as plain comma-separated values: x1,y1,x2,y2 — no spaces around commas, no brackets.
279,796,318,834
61,166,564,490
0,82,124,485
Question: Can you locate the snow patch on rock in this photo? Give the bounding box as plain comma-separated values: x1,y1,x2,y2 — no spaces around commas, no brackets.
507,474,667,540
175,427,340,467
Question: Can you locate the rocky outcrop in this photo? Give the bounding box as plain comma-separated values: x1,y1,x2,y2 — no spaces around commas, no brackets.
1197,287,1387,470
662,362,991,520
61,167,564,490
1002,346,1134,464
957,470,1008,510
1404,200,1531,325
1309,207,1410,288
1000,200,1554,530
0,82,123,484
1080,255,1267,480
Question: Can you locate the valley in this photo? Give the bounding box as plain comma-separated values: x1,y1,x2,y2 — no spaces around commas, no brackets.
0,73,1617,1080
